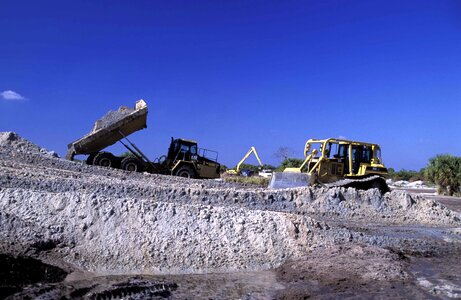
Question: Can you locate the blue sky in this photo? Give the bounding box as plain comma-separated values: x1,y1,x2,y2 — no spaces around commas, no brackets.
1,0,460,170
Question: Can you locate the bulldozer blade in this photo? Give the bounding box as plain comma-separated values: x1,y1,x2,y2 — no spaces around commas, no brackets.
268,172,313,189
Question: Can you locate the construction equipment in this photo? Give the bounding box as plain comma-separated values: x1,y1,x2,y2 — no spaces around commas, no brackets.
66,100,220,179
269,138,389,193
226,146,271,177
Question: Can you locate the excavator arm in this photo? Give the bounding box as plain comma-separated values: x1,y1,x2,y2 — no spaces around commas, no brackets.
236,147,263,173
226,146,264,175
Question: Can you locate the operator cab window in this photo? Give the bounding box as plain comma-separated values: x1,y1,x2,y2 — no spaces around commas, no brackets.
337,144,348,159
374,147,382,164
338,143,350,174
351,145,363,174
362,146,372,163
327,143,339,159
180,144,190,153
190,144,198,155
177,143,198,161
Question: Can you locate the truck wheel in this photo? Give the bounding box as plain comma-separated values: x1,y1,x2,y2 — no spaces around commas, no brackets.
175,165,195,178
93,152,117,168
86,153,98,165
121,157,143,172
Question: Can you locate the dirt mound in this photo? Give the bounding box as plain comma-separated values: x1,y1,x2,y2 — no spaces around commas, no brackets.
1,188,316,273
0,132,59,158
1,132,461,298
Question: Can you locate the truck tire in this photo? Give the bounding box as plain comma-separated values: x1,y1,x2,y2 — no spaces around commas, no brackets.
86,153,98,165
175,165,196,179
93,152,117,168
121,157,143,172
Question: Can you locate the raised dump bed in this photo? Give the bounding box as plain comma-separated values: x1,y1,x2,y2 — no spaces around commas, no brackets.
66,100,148,160
66,99,221,179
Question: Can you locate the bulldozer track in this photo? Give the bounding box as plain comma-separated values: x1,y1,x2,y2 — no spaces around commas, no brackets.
325,175,388,193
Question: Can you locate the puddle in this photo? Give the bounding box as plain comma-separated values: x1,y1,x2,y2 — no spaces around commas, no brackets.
3,268,283,299
409,255,461,299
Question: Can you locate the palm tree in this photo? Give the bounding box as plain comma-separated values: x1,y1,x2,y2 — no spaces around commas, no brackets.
425,154,461,196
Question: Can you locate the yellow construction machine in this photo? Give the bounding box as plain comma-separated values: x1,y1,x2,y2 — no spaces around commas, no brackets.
226,146,270,176
269,138,389,193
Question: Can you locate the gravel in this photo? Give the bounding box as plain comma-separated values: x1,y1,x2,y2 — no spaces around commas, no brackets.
0,132,59,158
90,106,135,133
1,132,461,297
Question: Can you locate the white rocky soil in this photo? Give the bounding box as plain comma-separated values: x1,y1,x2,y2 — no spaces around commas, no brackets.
1,131,460,299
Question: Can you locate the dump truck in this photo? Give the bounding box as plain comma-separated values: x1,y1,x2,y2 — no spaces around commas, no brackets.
66,100,221,179
269,138,389,193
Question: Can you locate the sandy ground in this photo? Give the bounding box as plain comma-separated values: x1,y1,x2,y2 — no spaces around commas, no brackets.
1,132,461,299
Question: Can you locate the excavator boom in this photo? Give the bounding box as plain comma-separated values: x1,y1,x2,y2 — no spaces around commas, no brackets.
227,146,264,175
236,146,263,172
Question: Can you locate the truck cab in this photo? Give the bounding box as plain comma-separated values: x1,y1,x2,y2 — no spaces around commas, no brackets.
166,138,221,179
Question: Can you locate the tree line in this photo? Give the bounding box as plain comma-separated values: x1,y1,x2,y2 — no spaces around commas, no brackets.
388,154,461,196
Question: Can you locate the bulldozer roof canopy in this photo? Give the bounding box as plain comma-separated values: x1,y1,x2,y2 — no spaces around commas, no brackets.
307,138,381,148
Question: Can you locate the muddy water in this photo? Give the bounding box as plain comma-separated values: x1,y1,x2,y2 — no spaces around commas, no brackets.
0,254,282,299
377,225,461,299
4,269,283,299
408,256,461,299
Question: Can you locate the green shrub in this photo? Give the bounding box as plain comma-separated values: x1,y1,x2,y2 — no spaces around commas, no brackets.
229,163,275,174
425,154,461,196
237,163,260,173
388,168,425,182
262,164,276,170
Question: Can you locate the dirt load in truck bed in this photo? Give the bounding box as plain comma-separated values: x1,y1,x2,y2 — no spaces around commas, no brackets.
66,100,148,160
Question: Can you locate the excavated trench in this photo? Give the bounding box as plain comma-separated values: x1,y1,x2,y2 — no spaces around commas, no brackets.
1,132,461,299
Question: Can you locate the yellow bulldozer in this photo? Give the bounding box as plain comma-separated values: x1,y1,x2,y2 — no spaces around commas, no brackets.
269,138,389,193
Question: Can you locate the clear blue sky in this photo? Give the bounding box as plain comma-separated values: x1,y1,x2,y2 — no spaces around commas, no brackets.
1,0,460,170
